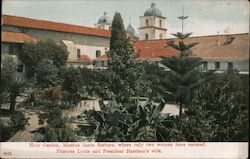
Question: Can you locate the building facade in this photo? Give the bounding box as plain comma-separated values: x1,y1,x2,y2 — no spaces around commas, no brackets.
2,15,111,69
1,2,249,74
95,12,112,30
138,3,167,40
95,33,249,73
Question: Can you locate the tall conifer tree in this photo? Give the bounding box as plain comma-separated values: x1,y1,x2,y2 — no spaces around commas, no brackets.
107,12,148,102
160,8,214,117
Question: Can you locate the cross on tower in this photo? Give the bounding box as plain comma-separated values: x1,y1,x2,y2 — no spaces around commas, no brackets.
178,7,189,36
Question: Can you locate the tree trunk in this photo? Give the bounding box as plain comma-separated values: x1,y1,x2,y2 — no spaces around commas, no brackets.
9,95,16,111
179,102,183,117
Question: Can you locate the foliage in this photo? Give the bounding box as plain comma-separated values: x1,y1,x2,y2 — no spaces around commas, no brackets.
185,72,249,141
124,99,179,141
5,74,28,111
159,16,215,116
43,108,79,141
9,110,28,129
1,56,17,86
0,110,28,141
160,56,215,116
59,66,83,105
143,61,166,100
87,99,180,141
76,68,111,100
1,57,28,110
107,12,149,102
60,66,81,94
109,12,127,50
1,57,17,104
167,40,198,57
20,39,68,77
36,59,62,89
40,86,68,101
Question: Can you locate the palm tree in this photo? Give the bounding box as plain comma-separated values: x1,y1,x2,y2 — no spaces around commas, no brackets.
6,74,27,111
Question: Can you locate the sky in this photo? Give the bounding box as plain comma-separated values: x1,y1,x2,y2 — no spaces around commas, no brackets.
2,0,249,38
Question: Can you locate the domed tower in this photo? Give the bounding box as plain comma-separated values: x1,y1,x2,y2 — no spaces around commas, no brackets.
126,24,135,35
138,3,167,40
95,12,112,30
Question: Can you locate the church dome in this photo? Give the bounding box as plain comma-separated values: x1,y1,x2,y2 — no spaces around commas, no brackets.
98,12,112,24
126,24,135,34
144,3,163,17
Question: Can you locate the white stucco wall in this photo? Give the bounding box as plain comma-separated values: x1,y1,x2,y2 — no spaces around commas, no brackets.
74,44,108,60
205,60,249,72
139,28,167,40
139,16,166,28
155,29,167,39
95,23,111,30
139,16,167,40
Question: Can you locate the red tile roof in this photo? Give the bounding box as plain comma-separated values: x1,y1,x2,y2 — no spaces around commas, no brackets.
95,39,180,61
2,31,37,43
135,39,180,59
95,33,249,61
2,15,111,38
69,55,92,64
185,33,249,60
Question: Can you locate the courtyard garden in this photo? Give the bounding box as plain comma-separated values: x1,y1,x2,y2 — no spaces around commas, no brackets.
0,13,248,142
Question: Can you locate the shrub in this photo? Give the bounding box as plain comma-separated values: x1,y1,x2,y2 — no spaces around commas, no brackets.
10,111,28,129
43,108,79,141
20,40,68,77
0,110,28,141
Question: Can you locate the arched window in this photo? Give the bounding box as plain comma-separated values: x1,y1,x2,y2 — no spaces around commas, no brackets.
159,20,162,28
159,34,163,39
146,19,149,27
145,33,149,40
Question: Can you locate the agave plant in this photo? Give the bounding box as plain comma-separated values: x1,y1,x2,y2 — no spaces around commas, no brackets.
125,99,178,141
87,98,180,141
88,100,128,141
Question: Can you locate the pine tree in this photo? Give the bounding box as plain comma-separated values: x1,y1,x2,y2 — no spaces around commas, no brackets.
107,12,148,102
160,9,214,117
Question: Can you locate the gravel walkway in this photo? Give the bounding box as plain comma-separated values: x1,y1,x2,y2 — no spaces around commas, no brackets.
8,110,41,142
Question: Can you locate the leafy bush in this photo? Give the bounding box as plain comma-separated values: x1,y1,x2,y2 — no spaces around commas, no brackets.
40,86,69,101
36,59,62,89
0,110,28,141
43,108,79,141
20,39,68,77
10,111,28,129
182,72,249,141
1,56,17,93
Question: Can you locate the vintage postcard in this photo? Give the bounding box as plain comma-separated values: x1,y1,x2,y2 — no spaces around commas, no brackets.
0,0,249,158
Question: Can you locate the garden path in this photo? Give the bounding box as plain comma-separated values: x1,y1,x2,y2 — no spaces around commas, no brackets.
7,100,181,141
8,110,42,142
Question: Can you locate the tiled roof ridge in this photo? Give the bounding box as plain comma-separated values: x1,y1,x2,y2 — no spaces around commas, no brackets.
2,14,108,31
2,14,111,38
137,32,249,42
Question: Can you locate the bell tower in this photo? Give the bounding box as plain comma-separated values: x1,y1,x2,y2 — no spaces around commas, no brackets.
138,3,167,40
